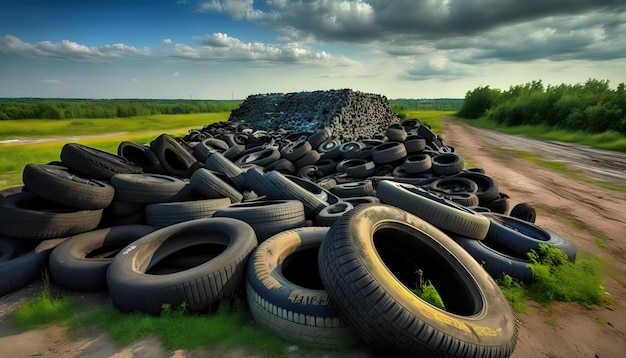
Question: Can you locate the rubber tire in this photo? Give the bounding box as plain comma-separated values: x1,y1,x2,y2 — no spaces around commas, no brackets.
509,203,537,223
431,153,465,176
107,217,258,315
22,163,115,210
49,225,159,291
318,204,518,357
371,142,408,165
454,172,500,204
330,180,375,198
190,168,244,203
204,151,249,192
482,213,578,262
61,143,143,180
0,187,103,240
263,171,329,218
118,141,164,174
246,227,357,349
429,177,479,195
451,234,534,282
315,201,354,226
213,199,307,243
110,173,193,204
281,140,312,161
149,133,199,178
376,180,490,240
0,238,67,297
145,198,231,227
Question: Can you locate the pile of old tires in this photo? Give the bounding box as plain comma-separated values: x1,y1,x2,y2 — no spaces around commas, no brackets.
0,119,579,357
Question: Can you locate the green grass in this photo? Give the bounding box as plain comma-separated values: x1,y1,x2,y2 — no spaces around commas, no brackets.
0,113,230,140
0,113,229,190
12,274,77,330
497,244,608,313
399,110,454,134
465,117,626,153
409,269,446,310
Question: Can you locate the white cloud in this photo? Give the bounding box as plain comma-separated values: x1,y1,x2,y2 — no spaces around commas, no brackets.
171,71,179,77
131,77,138,82
163,38,173,45
171,32,358,66
197,0,265,20
40,79,60,84
0,35,152,61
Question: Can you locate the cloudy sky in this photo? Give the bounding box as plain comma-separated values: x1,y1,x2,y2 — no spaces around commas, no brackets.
1,0,625,99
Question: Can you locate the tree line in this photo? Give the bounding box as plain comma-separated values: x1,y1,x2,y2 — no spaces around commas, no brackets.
457,79,626,135
0,99,243,120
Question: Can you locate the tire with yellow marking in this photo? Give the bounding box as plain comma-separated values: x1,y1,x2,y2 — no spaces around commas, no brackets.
318,204,518,357
246,227,358,349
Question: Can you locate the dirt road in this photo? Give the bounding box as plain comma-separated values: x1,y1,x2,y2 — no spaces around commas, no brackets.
1,120,625,357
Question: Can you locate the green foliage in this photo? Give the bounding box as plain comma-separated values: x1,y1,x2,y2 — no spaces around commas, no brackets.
410,269,446,310
457,79,626,136
497,244,608,312
390,98,463,112
0,98,242,120
12,273,76,330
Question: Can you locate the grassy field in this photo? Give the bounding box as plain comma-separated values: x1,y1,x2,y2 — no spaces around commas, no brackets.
465,117,626,153
0,113,230,189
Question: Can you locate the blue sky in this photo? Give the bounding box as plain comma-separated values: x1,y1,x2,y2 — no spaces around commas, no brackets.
1,0,625,99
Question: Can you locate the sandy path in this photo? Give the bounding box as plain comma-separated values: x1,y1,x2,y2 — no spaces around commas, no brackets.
1,119,625,357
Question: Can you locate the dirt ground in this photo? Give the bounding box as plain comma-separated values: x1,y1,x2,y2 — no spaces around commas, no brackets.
1,120,625,357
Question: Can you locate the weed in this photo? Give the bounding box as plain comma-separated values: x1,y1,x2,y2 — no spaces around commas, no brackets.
496,274,530,313
595,235,609,249
12,272,76,330
410,269,446,310
595,316,608,327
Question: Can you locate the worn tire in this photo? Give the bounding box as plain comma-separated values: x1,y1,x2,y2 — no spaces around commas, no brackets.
49,225,159,291
107,218,257,315
110,173,193,204
22,163,115,210
318,204,518,357
145,198,231,227
246,227,357,348
61,143,142,180
190,168,244,203
376,180,490,240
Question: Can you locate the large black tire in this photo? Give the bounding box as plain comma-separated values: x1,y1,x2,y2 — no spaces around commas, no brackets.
330,180,375,198
376,180,490,240
0,236,26,263
145,198,231,227
0,187,103,240
204,151,249,192
117,141,164,174
371,142,407,165
451,234,534,282
431,153,465,176
190,168,244,203
263,171,329,218
315,201,354,226
318,204,518,357
149,134,200,178
22,163,115,210
110,173,193,204
509,203,537,223
482,213,578,262
107,218,258,315
455,172,500,203
280,139,312,161
213,200,307,243
49,225,159,291
246,227,357,348
0,238,66,297
61,143,143,180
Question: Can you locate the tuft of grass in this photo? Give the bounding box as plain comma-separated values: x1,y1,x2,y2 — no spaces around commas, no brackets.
12,273,77,330
410,269,446,310
595,316,608,327
595,235,609,249
497,244,609,313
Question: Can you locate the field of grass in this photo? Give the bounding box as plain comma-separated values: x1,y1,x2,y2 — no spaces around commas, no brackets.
0,113,229,189
401,110,453,134
466,117,626,153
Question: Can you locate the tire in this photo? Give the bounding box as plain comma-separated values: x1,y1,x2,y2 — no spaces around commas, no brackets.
0,236,26,263
481,192,510,215
22,163,115,210
376,180,490,240
263,171,329,218
509,203,537,223
339,141,366,160
371,142,407,165
330,180,375,198
149,134,200,178
213,199,307,243
246,227,357,348
454,172,500,204
315,201,354,226
235,147,280,168
107,218,258,315
110,173,193,204
482,213,578,262
204,151,249,192
0,187,103,240
61,143,143,180
294,150,321,169
344,159,375,179
306,127,332,149
118,141,164,173
385,124,408,142
318,204,518,357
222,143,246,161
451,234,534,282
429,177,479,195
404,135,426,153
190,168,244,203
1,238,67,297
431,153,465,176
49,225,159,291
342,195,380,207
270,158,296,175
317,138,342,159
192,138,229,162
280,140,312,161
145,198,231,227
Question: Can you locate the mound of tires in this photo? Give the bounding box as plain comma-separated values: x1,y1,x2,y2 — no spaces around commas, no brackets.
0,118,581,357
